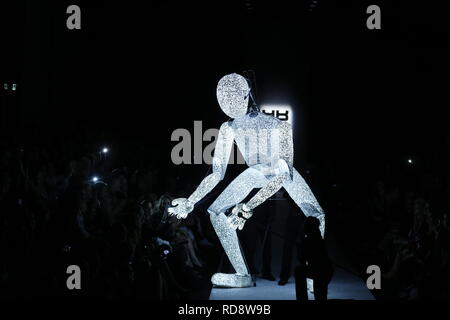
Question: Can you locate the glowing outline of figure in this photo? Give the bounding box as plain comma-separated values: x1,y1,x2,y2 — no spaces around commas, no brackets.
168,73,325,288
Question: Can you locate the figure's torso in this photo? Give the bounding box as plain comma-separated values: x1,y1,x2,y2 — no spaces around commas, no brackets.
229,112,290,177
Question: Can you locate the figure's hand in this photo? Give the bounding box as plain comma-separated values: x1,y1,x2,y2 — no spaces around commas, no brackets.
228,203,253,230
167,198,194,219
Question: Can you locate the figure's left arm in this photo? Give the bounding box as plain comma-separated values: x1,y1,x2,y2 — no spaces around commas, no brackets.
228,168,290,230
245,171,290,210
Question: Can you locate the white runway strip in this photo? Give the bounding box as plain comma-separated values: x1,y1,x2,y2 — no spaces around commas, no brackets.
209,267,375,300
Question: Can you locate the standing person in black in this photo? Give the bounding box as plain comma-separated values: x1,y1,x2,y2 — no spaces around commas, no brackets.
295,216,333,301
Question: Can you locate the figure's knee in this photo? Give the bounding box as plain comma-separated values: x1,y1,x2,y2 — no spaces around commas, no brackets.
207,207,219,218
208,206,236,234
207,206,224,225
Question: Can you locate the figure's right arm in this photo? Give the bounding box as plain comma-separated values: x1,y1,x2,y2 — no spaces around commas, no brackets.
168,122,234,219
188,121,234,203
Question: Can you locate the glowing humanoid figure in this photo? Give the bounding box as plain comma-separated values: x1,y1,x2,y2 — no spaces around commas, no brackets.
168,73,325,288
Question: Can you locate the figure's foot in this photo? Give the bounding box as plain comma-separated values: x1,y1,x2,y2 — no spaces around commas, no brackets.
278,279,288,286
211,273,252,288
261,272,276,281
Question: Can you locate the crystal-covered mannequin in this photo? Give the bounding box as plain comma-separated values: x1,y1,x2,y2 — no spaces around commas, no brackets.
168,73,325,288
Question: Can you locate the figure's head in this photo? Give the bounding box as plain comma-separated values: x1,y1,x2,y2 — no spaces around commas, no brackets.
216,73,250,118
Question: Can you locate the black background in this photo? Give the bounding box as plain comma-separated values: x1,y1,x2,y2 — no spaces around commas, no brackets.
1,0,449,186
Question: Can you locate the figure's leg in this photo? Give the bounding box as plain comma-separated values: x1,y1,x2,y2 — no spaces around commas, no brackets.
208,167,267,287
283,168,325,236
